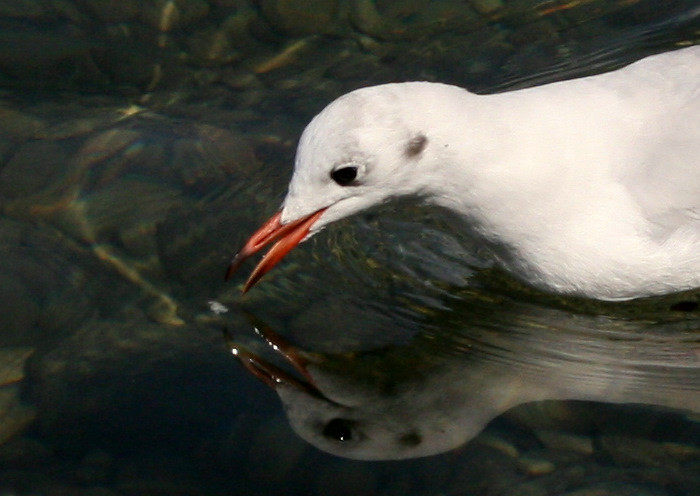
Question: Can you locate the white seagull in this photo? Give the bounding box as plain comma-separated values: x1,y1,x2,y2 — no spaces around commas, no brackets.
228,46,700,301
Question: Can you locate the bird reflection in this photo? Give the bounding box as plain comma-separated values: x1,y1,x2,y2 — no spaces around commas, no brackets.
228,296,699,461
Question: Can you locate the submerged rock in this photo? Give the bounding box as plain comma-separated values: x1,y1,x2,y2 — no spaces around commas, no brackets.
27,317,239,448
141,0,210,32
260,0,345,36
0,347,36,446
0,347,33,385
79,0,140,23
0,386,36,446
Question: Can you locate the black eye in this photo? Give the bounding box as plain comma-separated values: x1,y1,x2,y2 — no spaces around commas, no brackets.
330,166,358,186
323,418,356,442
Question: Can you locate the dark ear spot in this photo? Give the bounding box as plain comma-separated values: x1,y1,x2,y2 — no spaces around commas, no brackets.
398,431,422,447
404,134,428,158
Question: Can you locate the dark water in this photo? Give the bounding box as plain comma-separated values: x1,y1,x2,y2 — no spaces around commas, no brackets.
0,1,699,494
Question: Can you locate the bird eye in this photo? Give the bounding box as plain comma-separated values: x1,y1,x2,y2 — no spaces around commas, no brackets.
330,165,358,186
323,418,356,442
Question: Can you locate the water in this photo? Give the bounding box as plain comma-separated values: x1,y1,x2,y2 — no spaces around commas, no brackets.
0,1,698,494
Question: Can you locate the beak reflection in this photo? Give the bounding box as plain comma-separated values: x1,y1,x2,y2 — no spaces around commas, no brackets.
224,321,322,398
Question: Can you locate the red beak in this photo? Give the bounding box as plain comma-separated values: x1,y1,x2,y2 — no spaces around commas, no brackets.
226,208,326,292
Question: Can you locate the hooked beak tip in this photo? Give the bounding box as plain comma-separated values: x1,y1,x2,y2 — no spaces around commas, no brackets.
225,255,243,282
241,277,254,294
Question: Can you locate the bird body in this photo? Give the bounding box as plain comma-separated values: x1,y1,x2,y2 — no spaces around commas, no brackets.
230,46,700,300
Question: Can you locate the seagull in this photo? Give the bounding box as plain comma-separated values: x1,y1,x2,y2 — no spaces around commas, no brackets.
228,46,700,301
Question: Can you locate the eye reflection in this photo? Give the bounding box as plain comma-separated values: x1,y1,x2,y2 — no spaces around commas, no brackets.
323,418,356,442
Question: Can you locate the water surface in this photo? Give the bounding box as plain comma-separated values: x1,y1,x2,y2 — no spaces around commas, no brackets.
0,1,698,494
